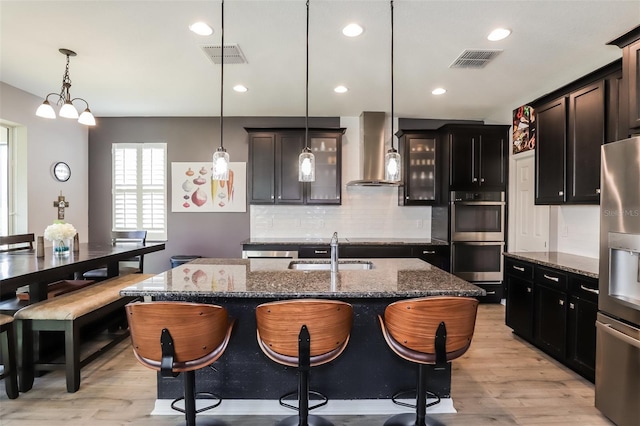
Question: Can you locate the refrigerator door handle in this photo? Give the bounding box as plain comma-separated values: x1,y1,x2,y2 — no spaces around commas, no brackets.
596,321,640,349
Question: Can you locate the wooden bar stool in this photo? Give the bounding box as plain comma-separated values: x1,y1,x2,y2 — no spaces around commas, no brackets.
378,296,479,426
0,314,18,399
126,301,235,426
256,299,353,426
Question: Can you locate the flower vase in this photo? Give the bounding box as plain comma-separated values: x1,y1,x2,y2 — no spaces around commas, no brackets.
52,238,71,258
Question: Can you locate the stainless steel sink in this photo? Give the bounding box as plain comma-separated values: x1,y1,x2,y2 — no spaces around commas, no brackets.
288,260,374,270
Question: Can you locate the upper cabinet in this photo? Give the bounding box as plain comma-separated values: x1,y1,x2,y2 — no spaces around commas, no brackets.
247,128,343,205
443,125,509,191
535,97,567,204
607,25,640,134
567,81,605,203
397,130,438,205
534,61,623,205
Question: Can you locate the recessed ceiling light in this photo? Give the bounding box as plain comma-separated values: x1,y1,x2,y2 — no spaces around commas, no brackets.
189,22,213,36
334,86,348,94
233,85,248,93
432,88,447,95
488,28,511,41
342,23,363,37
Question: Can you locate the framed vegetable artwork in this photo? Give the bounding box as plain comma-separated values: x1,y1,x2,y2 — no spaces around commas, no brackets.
171,162,246,212
512,105,535,154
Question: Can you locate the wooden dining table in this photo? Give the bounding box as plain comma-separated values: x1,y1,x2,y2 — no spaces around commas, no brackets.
0,241,165,313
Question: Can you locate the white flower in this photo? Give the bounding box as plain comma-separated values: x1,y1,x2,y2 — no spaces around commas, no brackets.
44,222,77,241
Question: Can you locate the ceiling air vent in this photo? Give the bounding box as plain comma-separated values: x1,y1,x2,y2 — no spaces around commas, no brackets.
449,49,502,69
201,44,247,65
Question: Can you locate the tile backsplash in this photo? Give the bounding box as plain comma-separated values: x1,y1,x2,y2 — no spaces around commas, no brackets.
250,186,432,239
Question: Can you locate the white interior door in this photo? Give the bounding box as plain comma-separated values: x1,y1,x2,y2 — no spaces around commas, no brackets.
513,151,549,252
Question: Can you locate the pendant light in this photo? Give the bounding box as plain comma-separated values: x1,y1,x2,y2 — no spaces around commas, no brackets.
298,0,315,182
35,49,96,126
384,0,401,182
212,0,230,181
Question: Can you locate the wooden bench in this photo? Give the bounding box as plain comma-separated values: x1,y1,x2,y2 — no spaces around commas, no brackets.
15,273,154,392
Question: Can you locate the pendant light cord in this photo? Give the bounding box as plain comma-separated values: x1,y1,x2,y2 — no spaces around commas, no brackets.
390,0,395,151
305,0,309,149
220,0,225,150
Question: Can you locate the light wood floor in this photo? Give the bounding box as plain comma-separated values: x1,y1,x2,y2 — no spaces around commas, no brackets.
0,303,613,425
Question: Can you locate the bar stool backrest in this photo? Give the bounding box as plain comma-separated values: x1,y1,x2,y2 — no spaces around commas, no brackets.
256,299,353,367
380,296,479,364
126,301,233,373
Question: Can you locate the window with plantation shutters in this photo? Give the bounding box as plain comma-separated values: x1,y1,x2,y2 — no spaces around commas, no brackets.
112,143,167,240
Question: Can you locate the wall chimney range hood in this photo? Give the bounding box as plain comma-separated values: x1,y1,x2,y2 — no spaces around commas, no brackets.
347,112,402,186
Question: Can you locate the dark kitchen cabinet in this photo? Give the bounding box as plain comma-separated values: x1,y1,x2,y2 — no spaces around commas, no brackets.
412,245,450,272
533,59,624,205
535,97,567,204
398,131,438,205
505,258,534,340
339,245,412,259
247,129,343,205
504,256,597,382
534,280,567,359
567,81,605,203
567,275,598,382
444,125,509,191
625,38,640,131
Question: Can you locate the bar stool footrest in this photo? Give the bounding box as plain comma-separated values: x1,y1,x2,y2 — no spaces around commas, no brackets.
170,392,222,414
391,388,441,409
279,389,328,411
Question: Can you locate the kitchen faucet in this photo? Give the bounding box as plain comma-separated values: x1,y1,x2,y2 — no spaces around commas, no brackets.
330,232,339,273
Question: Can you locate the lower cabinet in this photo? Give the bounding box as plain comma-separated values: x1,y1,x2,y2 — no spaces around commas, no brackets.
505,257,597,382
505,259,535,340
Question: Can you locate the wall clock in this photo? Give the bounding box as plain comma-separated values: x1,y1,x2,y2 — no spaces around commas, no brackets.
53,162,71,182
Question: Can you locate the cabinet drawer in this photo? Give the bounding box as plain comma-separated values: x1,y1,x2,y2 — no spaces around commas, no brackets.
535,266,568,291
298,246,331,258
570,275,599,303
505,258,534,280
474,282,503,303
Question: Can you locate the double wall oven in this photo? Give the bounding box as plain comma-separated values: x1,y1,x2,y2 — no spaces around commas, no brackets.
450,191,505,299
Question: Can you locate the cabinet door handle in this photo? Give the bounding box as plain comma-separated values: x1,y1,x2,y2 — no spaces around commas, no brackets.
485,291,496,295
543,274,560,282
271,195,274,200
423,250,436,254
314,250,328,254
527,287,532,293
473,177,478,182
580,285,599,295
569,302,575,309
595,188,601,194
559,299,564,306
513,265,525,272
480,177,485,183
558,191,564,196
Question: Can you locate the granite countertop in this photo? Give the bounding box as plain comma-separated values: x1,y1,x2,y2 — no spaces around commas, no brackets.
120,258,483,299
504,251,599,279
241,238,449,246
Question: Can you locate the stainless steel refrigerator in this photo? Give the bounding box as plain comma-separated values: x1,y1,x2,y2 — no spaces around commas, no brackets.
596,136,640,426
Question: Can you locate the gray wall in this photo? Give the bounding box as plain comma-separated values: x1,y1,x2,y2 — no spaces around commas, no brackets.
88,116,339,273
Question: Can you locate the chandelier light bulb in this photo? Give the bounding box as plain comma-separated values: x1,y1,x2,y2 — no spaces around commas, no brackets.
59,101,79,119
78,108,96,126
36,100,56,119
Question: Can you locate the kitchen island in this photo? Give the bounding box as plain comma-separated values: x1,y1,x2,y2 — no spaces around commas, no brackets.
120,258,484,403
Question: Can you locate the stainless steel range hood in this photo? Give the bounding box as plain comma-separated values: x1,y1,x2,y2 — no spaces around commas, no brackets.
346,112,402,187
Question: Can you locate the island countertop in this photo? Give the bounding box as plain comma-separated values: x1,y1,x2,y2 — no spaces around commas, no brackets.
120,257,484,298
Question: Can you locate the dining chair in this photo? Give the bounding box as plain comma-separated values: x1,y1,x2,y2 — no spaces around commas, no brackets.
83,230,147,280
0,233,34,252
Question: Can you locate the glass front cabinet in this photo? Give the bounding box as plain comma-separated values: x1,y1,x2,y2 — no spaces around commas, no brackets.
398,130,438,205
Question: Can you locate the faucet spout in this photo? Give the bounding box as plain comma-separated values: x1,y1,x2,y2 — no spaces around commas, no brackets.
330,232,339,273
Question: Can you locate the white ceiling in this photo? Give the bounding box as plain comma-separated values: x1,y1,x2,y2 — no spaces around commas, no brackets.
1,0,638,123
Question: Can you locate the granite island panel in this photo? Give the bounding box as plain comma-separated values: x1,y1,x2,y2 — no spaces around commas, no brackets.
120,258,482,299
120,258,483,401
